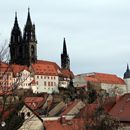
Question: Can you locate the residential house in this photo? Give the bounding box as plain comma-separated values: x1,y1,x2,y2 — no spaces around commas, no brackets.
18,103,44,130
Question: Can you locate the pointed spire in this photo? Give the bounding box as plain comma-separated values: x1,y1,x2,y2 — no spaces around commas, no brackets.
127,63,129,71
124,63,130,79
25,7,32,27
63,38,67,55
61,38,70,70
13,11,19,29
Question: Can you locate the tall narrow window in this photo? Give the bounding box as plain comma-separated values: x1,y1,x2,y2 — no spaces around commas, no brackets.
44,81,46,86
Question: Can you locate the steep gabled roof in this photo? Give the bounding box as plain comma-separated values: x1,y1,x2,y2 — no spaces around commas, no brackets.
24,97,45,110
109,93,130,122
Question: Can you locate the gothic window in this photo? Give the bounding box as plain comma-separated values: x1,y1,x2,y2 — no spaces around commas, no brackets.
31,45,34,56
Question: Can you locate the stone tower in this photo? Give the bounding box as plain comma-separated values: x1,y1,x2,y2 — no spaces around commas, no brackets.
61,38,70,70
22,8,37,66
9,9,37,66
9,12,23,64
124,64,130,93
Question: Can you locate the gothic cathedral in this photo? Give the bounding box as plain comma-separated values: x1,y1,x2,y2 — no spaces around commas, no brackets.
9,9,70,70
9,9,37,66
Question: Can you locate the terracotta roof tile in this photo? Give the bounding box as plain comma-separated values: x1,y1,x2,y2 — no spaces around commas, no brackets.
61,100,80,115
24,97,45,110
109,93,130,122
61,69,74,78
44,118,84,130
85,72,125,85
10,64,29,75
32,60,61,76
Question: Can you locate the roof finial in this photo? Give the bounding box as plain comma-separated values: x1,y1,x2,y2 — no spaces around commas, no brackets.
28,7,30,13
15,11,17,18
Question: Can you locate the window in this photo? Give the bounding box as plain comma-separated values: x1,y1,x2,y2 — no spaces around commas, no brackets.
41,76,43,79
44,81,46,86
27,112,31,117
54,77,56,79
51,82,53,86
48,82,50,86
37,76,39,79
48,77,49,79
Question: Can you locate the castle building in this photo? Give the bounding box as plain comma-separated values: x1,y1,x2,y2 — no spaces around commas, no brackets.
7,10,73,94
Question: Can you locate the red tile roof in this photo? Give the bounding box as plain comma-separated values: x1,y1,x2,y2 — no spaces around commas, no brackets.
24,97,45,110
61,100,80,115
109,93,130,122
61,69,74,78
0,62,11,72
30,79,36,85
0,60,74,78
0,89,13,96
44,118,84,130
10,64,29,75
32,60,61,76
85,72,125,85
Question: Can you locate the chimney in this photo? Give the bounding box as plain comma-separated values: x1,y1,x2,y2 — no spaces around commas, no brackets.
60,116,66,124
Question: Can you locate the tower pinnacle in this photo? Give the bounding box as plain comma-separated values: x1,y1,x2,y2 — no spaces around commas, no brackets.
124,64,130,79
61,38,70,70
63,38,67,55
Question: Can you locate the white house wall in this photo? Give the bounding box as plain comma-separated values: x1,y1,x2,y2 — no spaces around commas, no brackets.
35,75,59,93
13,70,34,90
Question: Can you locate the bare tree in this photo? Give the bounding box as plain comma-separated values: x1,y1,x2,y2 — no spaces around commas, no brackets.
0,42,34,129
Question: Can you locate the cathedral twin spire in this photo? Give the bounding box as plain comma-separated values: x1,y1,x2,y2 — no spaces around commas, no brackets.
9,9,37,66
10,9,70,69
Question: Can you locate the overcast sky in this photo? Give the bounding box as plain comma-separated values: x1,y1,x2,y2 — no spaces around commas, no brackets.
0,0,130,77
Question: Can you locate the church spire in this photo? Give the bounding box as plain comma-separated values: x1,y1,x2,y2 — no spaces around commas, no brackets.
25,8,32,27
10,12,22,44
61,38,70,70
63,38,67,55
127,63,129,71
124,64,130,79
23,8,34,42
22,8,37,66
9,12,22,64
14,12,19,29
